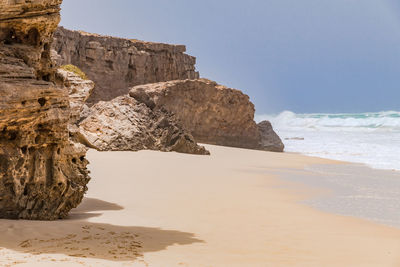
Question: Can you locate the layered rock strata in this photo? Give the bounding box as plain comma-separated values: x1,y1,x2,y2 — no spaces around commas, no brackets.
0,0,90,220
79,95,209,155
130,79,284,152
52,27,199,104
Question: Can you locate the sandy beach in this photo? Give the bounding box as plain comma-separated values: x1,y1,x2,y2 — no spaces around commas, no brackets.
1,145,400,266
2,1,399,266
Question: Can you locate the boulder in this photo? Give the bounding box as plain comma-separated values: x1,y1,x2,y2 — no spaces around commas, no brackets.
257,121,285,152
130,79,284,152
0,0,90,220
55,65,208,155
79,95,209,155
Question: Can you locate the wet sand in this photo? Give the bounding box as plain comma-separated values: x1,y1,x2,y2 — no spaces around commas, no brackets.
1,145,400,266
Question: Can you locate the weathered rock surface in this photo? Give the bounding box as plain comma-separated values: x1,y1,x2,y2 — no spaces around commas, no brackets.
56,68,96,149
0,0,90,220
51,28,285,152
130,79,284,152
257,121,285,152
79,96,209,155
56,68,94,124
52,27,199,105
56,66,208,155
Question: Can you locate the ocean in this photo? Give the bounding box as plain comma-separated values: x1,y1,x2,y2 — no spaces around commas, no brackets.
256,111,400,171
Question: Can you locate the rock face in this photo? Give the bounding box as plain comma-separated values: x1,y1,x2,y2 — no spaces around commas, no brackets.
51,28,285,153
56,68,94,124
0,0,90,220
56,68,95,149
55,66,208,155
52,27,199,105
130,79,284,152
79,95,209,155
257,121,285,152
129,79,258,149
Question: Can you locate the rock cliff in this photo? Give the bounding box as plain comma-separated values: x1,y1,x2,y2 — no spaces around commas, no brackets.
52,28,284,152
52,27,199,105
0,0,90,220
130,79,284,151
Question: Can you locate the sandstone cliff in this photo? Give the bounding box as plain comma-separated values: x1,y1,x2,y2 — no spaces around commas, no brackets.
52,27,284,153
0,0,90,220
130,79,284,151
52,27,199,105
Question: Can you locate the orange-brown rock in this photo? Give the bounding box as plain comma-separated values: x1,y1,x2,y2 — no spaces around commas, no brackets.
130,79,284,152
0,0,90,220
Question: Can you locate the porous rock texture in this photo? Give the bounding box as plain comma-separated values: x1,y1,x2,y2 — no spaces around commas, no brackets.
52,27,199,105
0,0,90,220
130,79,285,152
79,95,209,155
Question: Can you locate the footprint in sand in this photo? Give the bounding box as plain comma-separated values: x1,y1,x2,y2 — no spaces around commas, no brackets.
19,240,32,248
17,227,145,261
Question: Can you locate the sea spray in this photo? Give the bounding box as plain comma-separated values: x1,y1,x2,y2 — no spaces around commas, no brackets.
256,111,400,171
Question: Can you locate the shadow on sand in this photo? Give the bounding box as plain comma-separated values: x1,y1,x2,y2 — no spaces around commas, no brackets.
0,198,203,262
67,197,125,220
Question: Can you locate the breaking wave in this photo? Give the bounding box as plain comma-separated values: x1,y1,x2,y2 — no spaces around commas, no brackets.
256,111,400,171
256,110,400,132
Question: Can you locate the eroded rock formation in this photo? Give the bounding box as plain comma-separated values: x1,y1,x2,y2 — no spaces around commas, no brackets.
56,67,96,149
52,27,199,105
56,68,94,124
54,65,208,155
257,121,284,152
79,95,209,155
0,0,90,220
52,27,285,152
130,79,284,152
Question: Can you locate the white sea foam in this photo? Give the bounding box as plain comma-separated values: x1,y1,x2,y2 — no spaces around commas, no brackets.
256,111,400,171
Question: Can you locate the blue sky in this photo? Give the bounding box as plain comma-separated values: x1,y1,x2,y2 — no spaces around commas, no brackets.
60,0,400,114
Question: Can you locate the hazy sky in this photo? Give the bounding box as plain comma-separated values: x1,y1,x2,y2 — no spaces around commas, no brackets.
60,0,400,114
